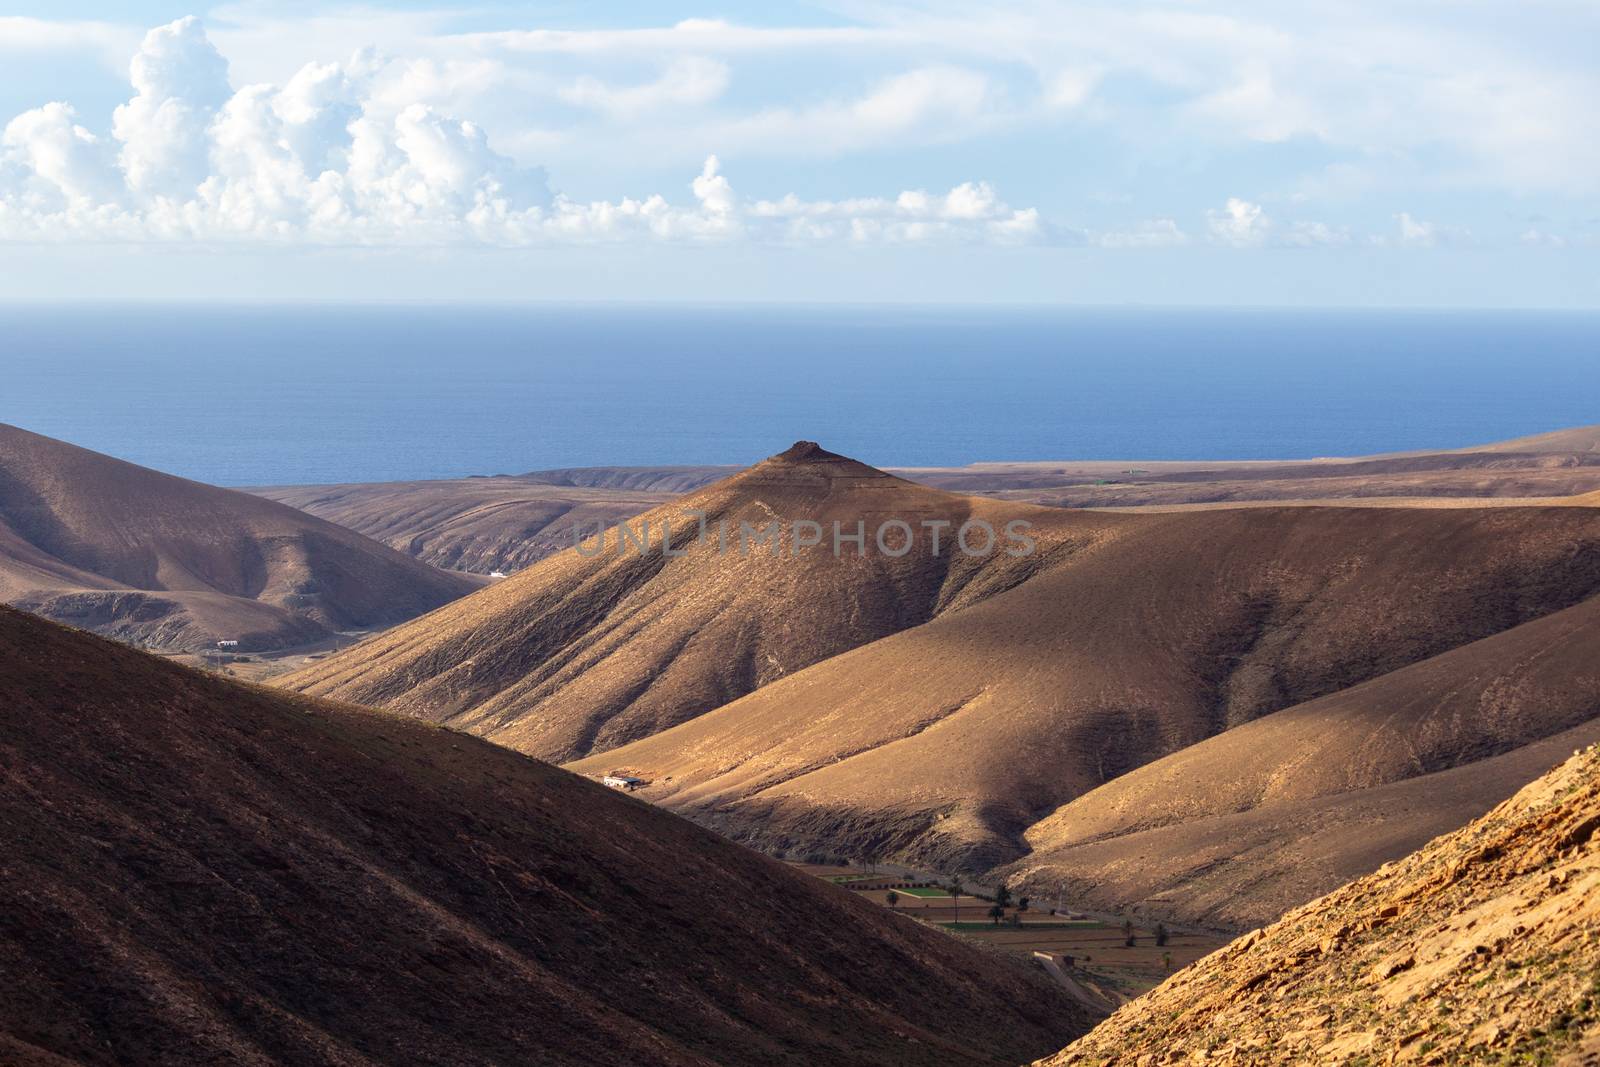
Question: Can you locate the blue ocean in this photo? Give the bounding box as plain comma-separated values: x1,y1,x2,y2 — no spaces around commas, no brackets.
2,304,1596,487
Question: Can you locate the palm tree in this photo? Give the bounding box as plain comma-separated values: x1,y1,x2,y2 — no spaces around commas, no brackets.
995,884,1013,910
885,890,899,909
988,904,1005,925
946,880,963,924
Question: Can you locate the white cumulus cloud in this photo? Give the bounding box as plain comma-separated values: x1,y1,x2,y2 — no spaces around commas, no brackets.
1395,211,1439,248
2,103,119,206
1207,197,1270,247
749,179,1042,243
111,16,231,199
0,17,1039,248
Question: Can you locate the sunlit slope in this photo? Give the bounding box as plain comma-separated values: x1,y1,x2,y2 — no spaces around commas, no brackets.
1469,423,1600,454
573,503,1600,877
1038,743,1600,1064
280,442,1102,761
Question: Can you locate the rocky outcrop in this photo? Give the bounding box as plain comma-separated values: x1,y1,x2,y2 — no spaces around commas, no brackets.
1038,744,1600,1065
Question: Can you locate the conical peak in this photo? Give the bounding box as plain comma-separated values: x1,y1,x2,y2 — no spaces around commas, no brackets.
732,441,895,487
774,440,844,464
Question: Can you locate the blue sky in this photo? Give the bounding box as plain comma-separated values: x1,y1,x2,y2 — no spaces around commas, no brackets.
1,2,1596,305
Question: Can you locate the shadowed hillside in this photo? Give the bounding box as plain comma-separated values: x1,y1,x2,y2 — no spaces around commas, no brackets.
1010,592,1600,864
279,442,1095,761
0,605,1093,1066
1037,744,1600,1065
999,717,1600,932
994,596,1600,929
0,424,476,651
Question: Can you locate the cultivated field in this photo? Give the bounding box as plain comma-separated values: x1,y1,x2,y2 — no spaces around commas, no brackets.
794,864,1226,993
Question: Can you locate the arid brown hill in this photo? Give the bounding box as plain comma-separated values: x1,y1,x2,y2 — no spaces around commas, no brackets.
0,605,1092,1067
0,424,476,651
518,464,740,492
1468,423,1600,454
280,442,1600,929
280,442,1092,761
571,498,1600,880
253,427,1600,576
912,422,1600,507
1037,744,1600,1065
998,594,1600,928
255,476,680,574
251,467,737,575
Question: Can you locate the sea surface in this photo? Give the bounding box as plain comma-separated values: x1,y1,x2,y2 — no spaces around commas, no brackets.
2,304,1597,487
